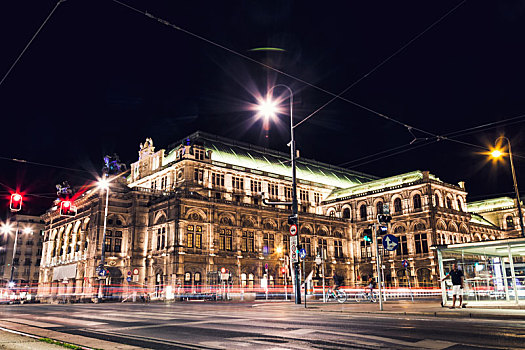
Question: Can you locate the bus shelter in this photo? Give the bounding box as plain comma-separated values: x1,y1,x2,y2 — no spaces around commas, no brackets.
436,238,525,306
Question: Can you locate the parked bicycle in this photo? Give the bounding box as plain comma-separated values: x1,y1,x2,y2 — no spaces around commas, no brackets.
325,288,347,303
354,290,377,303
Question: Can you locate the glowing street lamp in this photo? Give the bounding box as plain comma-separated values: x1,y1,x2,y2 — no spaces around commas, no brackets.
490,136,525,237
96,177,110,301
257,84,301,304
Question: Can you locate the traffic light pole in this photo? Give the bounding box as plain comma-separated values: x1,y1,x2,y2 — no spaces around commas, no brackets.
97,184,110,301
8,219,19,287
373,223,383,311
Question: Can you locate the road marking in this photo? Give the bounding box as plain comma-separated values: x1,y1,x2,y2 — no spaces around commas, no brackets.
34,316,106,327
1,318,63,328
414,339,457,349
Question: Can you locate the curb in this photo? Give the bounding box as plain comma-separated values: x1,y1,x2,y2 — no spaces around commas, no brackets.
0,327,96,350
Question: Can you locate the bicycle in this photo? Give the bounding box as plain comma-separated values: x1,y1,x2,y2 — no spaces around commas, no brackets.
325,288,347,303
354,290,377,303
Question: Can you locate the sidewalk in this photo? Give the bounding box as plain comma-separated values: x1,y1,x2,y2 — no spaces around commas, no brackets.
0,329,64,350
255,299,525,320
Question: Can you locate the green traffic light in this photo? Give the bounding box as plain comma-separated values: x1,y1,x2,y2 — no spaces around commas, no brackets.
364,236,371,242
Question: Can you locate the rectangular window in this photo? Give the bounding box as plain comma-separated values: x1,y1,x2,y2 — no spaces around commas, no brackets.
106,230,112,237
396,236,409,256
268,183,278,198
248,232,254,252
251,180,262,194
195,233,202,249
314,193,321,205
415,233,428,254
212,173,225,187
241,232,248,252
301,237,311,256
282,235,289,254
114,238,122,253
318,239,327,258
187,232,194,248
226,229,233,251
115,231,122,237
300,189,309,203
334,240,343,258
263,233,274,254
232,176,244,190
360,241,372,259
194,149,205,160
285,187,293,201
105,237,112,252
219,229,225,250
194,169,204,182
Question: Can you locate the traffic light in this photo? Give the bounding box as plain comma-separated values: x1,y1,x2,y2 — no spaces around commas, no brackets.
288,214,298,226
281,267,286,274
363,228,372,243
376,225,388,235
377,214,392,223
9,193,23,212
60,201,77,217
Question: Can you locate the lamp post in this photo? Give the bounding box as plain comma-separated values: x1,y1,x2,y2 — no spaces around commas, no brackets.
491,136,525,237
258,84,301,304
97,177,110,301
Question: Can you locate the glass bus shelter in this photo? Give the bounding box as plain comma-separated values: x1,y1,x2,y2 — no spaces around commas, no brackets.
436,238,525,306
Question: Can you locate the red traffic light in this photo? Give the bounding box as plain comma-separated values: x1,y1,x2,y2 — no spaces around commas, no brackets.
281,267,286,274
60,201,77,217
9,193,23,212
220,267,226,274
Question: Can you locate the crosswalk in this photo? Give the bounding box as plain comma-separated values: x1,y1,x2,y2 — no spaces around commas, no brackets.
0,305,507,350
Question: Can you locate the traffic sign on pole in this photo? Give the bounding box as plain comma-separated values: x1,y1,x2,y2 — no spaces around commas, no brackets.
289,224,297,236
299,248,306,259
382,234,399,251
402,259,409,268
290,235,298,263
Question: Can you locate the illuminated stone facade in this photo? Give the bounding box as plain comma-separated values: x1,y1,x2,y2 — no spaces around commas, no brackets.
37,132,519,299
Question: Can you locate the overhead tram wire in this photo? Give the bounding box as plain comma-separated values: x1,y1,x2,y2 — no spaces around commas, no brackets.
111,0,497,157
0,155,91,174
0,0,66,88
294,0,467,129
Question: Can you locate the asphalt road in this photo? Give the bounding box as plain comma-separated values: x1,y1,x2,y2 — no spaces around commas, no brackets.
0,302,524,349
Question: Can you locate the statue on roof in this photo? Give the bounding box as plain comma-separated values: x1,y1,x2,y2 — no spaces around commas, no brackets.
140,137,154,151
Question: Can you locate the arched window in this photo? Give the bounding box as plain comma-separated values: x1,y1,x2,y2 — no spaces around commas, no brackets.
342,208,351,219
413,194,422,210
446,197,453,209
394,198,402,214
457,199,463,212
414,222,426,231
434,194,440,207
506,216,515,229
417,268,431,288
394,225,406,233
359,204,367,221
376,201,384,215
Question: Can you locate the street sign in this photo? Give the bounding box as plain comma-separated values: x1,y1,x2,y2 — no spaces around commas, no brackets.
402,259,409,268
127,276,132,282
299,248,306,259
98,268,108,277
127,271,132,276
221,273,229,280
289,224,297,236
133,268,139,275
382,234,399,251
264,263,268,270
290,235,298,263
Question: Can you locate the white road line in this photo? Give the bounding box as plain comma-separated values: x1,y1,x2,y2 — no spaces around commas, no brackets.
1,318,63,328
33,316,106,327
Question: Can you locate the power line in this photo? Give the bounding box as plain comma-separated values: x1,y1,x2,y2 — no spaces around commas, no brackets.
0,0,66,88
294,0,467,129
0,155,91,174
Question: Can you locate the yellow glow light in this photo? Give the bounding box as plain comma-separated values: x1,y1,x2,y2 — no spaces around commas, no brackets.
491,149,502,159
276,246,283,254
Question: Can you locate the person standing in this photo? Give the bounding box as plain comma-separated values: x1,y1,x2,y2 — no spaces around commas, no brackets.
441,263,464,308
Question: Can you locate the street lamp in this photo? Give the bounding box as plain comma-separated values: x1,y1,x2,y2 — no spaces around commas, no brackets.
1,221,32,289
96,177,110,300
257,84,301,304
491,136,525,237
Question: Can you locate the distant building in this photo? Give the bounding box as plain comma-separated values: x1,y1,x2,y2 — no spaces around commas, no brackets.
0,215,44,290
37,132,521,300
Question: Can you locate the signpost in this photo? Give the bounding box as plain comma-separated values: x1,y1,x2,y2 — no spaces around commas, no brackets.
401,259,414,301
382,234,399,251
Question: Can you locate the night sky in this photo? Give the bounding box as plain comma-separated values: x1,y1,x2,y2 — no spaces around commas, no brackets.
2,0,525,215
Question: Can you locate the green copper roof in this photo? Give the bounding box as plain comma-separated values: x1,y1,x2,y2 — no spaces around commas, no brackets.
169,131,377,188
470,212,499,228
468,197,515,213
324,170,442,201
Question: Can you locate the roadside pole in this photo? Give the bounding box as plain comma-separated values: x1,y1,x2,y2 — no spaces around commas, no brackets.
322,251,326,303
373,223,383,311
